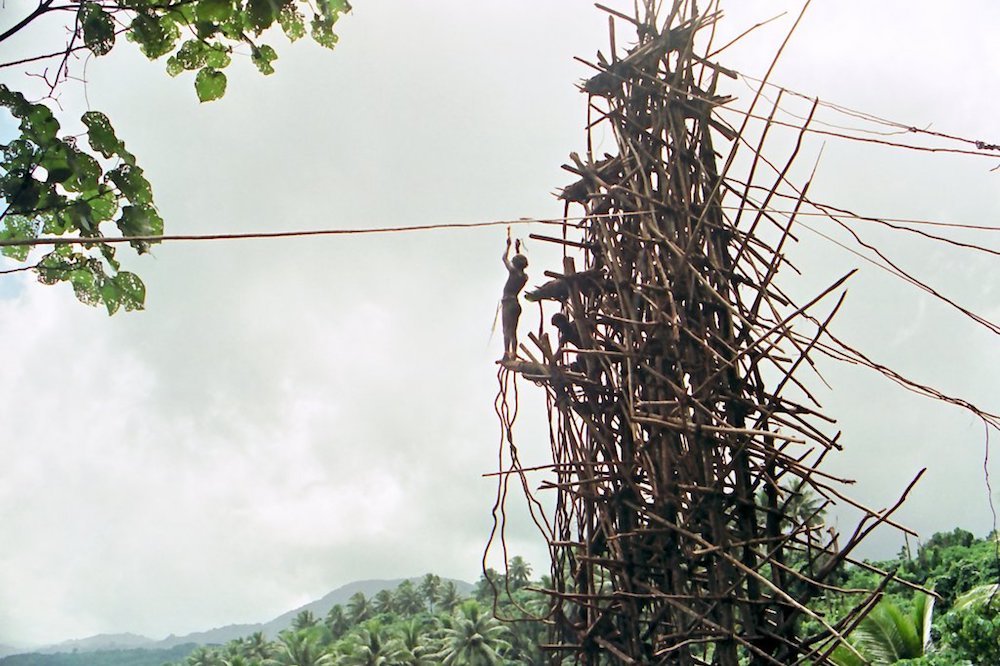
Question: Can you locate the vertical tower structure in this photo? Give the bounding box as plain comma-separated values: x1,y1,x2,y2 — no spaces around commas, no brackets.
506,3,909,664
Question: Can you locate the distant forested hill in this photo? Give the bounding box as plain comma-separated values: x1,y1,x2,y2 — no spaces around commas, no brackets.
7,577,474,660
0,643,197,666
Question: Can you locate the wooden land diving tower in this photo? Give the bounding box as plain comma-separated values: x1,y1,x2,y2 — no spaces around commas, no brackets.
496,3,920,664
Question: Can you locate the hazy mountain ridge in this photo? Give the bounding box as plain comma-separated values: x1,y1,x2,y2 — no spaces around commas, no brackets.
154,623,264,650
35,634,153,654
0,643,198,666
257,577,472,637
7,577,473,659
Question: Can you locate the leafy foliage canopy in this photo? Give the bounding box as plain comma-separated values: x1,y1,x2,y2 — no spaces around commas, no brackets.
0,0,350,312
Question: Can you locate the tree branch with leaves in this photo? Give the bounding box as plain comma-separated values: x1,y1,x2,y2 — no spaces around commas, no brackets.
0,0,350,313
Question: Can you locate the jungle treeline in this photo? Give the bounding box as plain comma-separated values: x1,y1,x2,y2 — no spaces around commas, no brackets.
3,529,997,666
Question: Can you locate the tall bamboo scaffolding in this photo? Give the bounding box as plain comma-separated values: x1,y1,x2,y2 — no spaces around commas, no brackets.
495,3,925,664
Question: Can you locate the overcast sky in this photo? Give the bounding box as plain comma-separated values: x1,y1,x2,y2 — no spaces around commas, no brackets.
1,0,998,648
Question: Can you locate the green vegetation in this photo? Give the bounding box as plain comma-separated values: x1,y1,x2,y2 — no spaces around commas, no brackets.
150,565,546,666
1,0,349,312
2,532,995,665
0,642,198,665
829,594,935,665
820,528,1000,665
159,533,995,666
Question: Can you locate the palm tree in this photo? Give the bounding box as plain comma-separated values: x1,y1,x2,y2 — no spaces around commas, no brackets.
266,630,334,666
221,638,246,662
393,617,437,666
292,610,319,631
325,604,350,640
754,482,827,530
222,656,252,666
242,631,272,662
347,591,374,625
428,600,512,665
394,580,425,615
437,581,463,613
338,619,407,666
474,568,505,603
419,573,441,612
186,646,224,666
221,638,261,666
782,485,827,529
372,589,395,615
952,582,1000,610
830,593,934,665
507,557,532,591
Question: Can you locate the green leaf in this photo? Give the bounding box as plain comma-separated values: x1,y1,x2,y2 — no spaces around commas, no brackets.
7,174,41,211
116,205,163,253
165,56,184,77
170,39,208,73
116,205,151,236
68,259,104,308
36,254,64,286
36,245,79,285
45,167,73,184
171,4,197,24
196,0,233,23
64,149,102,193
0,215,37,261
204,44,231,69
23,103,60,147
41,142,73,184
88,187,119,223
82,111,135,165
278,4,305,41
113,271,145,311
107,164,153,205
2,138,36,171
247,0,285,34
194,67,227,102
251,44,277,75
82,3,116,56
40,209,66,234
829,642,866,666
167,39,232,76
0,88,60,148
310,14,339,49
129,12,180,59
100,277,123,315
953,583,1000,611
320,0,351,18
99,243,120,272
0,85,30,116
911,592,935,650
851,599,925,663
58,199,97,235
193,20,220,40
